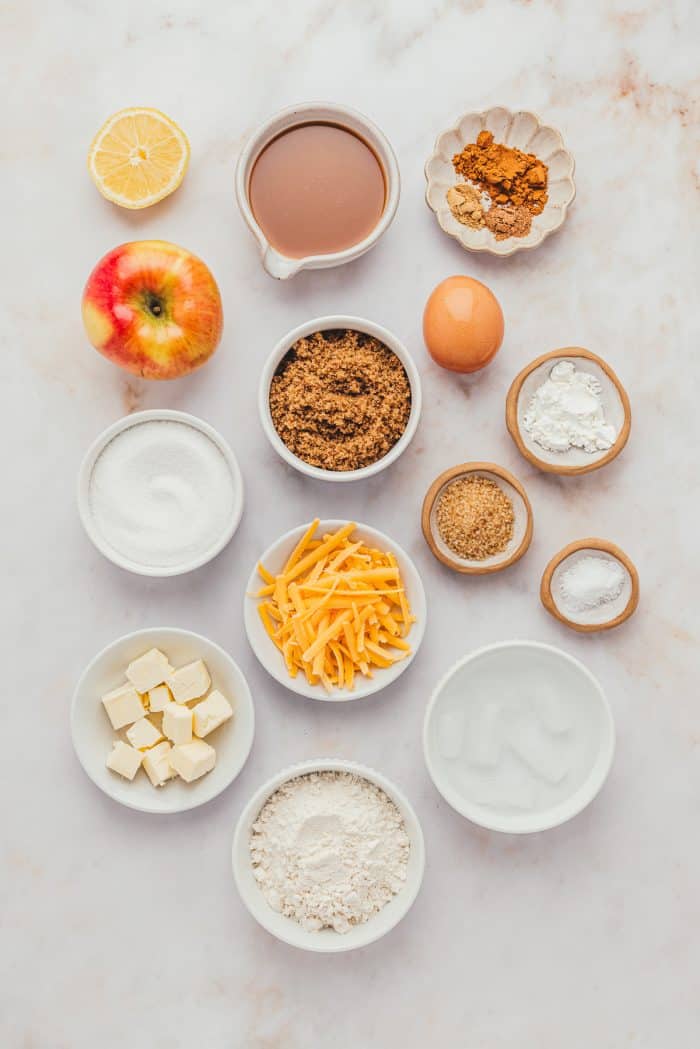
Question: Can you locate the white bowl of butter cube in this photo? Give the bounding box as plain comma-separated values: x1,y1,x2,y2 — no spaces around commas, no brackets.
71,628,255,814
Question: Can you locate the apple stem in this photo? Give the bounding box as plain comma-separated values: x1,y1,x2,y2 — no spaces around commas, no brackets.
146,294,163,317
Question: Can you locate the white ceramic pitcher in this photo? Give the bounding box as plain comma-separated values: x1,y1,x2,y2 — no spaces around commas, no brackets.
235,102,400,279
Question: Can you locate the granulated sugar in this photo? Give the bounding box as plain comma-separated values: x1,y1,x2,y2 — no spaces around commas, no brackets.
89,420,235,569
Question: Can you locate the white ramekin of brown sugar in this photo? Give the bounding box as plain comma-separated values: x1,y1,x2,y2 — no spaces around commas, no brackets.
258,315,422,483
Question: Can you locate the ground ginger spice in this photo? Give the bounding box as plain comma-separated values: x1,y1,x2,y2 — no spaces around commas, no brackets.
446,183,486,230
453,130,548,215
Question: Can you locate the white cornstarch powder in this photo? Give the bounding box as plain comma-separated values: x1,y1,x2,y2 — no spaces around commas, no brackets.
560,556,625,613
250,771,410,933
89,420,235,568
523,360,617,453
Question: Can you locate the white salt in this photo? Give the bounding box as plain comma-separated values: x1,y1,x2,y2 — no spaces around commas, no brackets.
559,555,625,613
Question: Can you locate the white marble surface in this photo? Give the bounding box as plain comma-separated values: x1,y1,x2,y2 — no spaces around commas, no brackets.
3,2,699,1046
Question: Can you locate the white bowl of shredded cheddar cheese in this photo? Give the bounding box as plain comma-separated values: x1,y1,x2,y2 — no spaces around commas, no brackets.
244,519,427,701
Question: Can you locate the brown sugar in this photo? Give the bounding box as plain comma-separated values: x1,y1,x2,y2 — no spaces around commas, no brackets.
269,329,412,471
452,130,548,216
436,475,514,560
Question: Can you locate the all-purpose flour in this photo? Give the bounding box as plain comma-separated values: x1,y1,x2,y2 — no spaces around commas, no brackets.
523,360,617,453
250,771,410,933
89,420,235,568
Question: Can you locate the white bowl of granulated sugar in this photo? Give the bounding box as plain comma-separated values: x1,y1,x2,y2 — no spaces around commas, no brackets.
232,758,425,952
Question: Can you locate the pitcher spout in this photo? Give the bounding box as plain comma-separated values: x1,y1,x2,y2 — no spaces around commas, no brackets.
262,248,303,280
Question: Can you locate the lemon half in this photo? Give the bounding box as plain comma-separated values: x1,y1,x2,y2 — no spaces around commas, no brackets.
88,107,190,210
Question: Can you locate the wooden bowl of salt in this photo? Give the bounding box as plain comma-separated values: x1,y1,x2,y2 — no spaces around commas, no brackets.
540,538,639,633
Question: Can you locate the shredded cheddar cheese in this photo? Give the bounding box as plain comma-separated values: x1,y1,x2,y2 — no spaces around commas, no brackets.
255,520,415,693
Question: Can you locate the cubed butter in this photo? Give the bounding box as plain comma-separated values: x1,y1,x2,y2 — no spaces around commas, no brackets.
162,702,193,745
168,739,216,783
125,716,164,751
168,659,211,703
126,648,173,693
101,683,146,730
147,683,172,713
193,690,233,738
142,741,178,787
106,740,142,781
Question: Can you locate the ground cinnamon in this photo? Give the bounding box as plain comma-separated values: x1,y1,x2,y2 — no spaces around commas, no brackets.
453,130,548,215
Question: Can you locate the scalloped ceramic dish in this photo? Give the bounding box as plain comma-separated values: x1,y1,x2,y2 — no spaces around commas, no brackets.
425,107,575,256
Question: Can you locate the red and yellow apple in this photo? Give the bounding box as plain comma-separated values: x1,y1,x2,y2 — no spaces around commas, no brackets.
82,240,223,380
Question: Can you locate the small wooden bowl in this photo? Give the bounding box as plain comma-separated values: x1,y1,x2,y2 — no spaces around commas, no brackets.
505,347,631,476
421,462,533,575
540,538,639,633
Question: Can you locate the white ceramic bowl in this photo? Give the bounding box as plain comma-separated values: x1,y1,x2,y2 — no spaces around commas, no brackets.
259,315,422,482
232,758,425,952
78,409,244,576
235,102,400,279
425,107,575,257
71,628,255,814
424,641,615,833
244,519,427,701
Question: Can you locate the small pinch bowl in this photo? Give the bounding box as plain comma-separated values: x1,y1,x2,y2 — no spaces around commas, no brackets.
421,462,533,574
71,628,255,815
505,347,631,476
259,315,422,483
78,409,244,576
423,641,615,834
425,106,575,257
541,538,640,633
232,758,425,952
235,101,400,279
244,519,427,702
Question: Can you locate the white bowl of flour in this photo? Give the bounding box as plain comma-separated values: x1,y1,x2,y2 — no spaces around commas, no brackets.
78,410,244,576
232,759,425,952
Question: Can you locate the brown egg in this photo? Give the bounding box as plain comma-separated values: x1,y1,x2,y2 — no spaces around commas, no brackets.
423,275,504,373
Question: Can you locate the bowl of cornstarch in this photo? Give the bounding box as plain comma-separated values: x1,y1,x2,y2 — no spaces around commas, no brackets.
540,538,639,633
78,409,244,576
232,758,425,952
506,347,631,476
